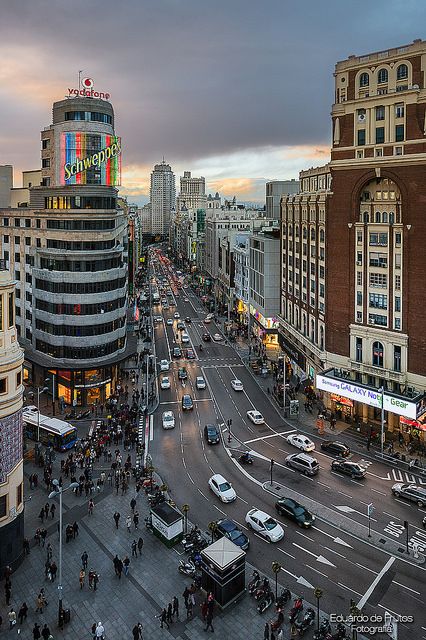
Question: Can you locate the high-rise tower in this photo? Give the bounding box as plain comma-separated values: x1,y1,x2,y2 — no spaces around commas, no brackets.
150,161,176,236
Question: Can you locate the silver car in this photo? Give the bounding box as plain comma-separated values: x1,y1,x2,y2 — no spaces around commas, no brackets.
392,483,426,507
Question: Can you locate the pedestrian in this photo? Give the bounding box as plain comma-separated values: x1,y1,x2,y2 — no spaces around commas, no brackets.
40,528,47,547
93,571,99,591
123,555,130,576
73,521,79,537
126,515,132,533
41,623,51,640
159,608,169,629
167,602,173,624
88,498,94,515
131,540,137,557
18,602,28,624
33,622,41,640
133,511,139,529
35,593,44,613
46,542,53,561
137,537,144,555
117,557,123,579
182,586,190,608
130,497,136,512
95,621,105,639
5,584,11,605
88,569,94,589
263,622,270,640
39,508,45,523
200,600,208,621
172,595,179,620
8,608,17,630
44,503,49,520
204,609,214,632
91,622,97,639
79,569,85,589
50,503,56,519
23,537,30,555
81,551,89,570
132,623,142,639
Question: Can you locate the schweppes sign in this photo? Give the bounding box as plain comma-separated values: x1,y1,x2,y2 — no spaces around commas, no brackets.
64,141,121,180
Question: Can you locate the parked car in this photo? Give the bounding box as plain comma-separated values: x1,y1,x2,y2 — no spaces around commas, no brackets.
275,497,315,528
208,474,237,503
285,453,319,476
320,441,350,457
247,410,265,425
162,411,175,429
287,433,315,452
204,424,220,444
214,518,250,550
392,483,426,507
196,376,206,390
178,367,187,380
182,394,193,411
331,460,366,479
231,379,244,391
160,359,169,371
160,376,171,390
245,508,284,543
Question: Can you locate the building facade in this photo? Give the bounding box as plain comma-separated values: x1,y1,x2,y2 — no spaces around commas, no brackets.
266,179,299,218
0,94,130,407
176,171,206,213
150,161,176,236
0,166,13,209
0,265,25,573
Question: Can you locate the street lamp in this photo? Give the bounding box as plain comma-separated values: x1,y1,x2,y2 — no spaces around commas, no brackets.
270,458,275,487
272,562,282,600
313,587,323,632
49,479,79,627
182,504,190,535
28,379,50,445
379,386,385,455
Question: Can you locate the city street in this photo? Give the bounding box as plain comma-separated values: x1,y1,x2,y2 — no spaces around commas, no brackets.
149,254,426,640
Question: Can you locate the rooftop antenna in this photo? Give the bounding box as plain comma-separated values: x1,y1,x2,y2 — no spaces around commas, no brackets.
78,70,83,90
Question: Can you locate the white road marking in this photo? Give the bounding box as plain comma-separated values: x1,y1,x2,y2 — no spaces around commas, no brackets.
356,562,376,574
383,512,401,520
187,472,194,484
292,543,336,567
277,548,296,560
311,526,353,548
213,505,226,515
357,556,395,610
237,495,249,504
317,481,331,489
295,531,315,542
149,415,154,441
337,490,353,499
197,489,208,500
338,582,363,597
305,564,329,579
370,488,387,496
243,430,296,444
323,546,346,559
392,580,420,595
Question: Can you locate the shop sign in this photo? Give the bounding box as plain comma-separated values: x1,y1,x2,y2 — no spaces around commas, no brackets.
250,305,279,329
75,378,111,389
64,140,121,180
383,395,417,420
278,333,306,370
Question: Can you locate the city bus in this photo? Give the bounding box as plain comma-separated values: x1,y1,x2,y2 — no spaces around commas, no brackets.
22,405,77,451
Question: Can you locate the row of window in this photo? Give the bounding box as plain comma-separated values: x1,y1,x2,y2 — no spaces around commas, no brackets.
359,211,401,224
46,239,116,251
357,125,404,146
64,111,113,124
45,196,117,210
3,218,41,229
284,303,325,349
3,252,34,265
0,292,15,332
0,483,23,520
35,277,126,294
359,64,408,87
356,231,402,246
35,296,126,316
355,339,402,372
35,337,125,360
40,257,123,272
36,317,125,337
46,219,116,230
285,226,326,242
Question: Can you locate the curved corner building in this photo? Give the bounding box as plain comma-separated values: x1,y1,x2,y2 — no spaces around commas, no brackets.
4,93,130,405
0,265,24,572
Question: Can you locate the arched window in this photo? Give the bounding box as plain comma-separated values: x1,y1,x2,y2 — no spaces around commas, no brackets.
375,211,381,223
363,212,369,224
372,341,384,367
319,229,325,243
397,64,408,80
320,326,324,351
359,72,369,87
389,212,394,224
295,308,299,330
310,228,316,241
382,211,388,223
378,68,388,84
303,315,307,336
311,319,315,342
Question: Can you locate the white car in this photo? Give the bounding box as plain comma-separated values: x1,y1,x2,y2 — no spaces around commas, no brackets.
160,359,170,371
213,333,223,342
231,379,243,391
162,411,175,429
174,311,180,319
287,433,315,452
196,376,206,390
204,316,212,324
245,508,284,543
166,318,173,325
184,297,190,302
181,333,190,344
208,474,237,503
247,410,265,425
160,376,171,390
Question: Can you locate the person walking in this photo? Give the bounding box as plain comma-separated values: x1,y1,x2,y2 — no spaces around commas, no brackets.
50,561,57,581
133,510,139,529
116,557,123,579
204,609,214,632
81,551,89,570
172,595,179,620
126,514,132,533
88,498,94,515
200,600,208,622
123,555,130,576
46,542,53,561
182,586,190,609
32,622,41,639
73,521,79,537
95,621,105,639
50,503,56,519
131,540,137,557
132,623,142,639
113,511,120,529
44,503,50,520
159,608,169,629
41,623,51,640
93,571,99,591
8,608,16,630
263,622,270,640
35,592,45,613
130,497,136,513
18,602,28,624
137,537,144,556
167,602,173,625
79,569,85,589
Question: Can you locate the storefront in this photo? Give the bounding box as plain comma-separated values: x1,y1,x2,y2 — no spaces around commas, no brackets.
249,305,279,346
330,394,354,420
51,368,113,408
278,333,306,380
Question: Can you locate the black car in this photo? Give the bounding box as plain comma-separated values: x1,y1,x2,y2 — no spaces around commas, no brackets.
182,394,193,411
320,441,350,457
185,317,191,323
178,367,187,380
215,519,250,550
172,347,182,358
202,333,212,342
275,497,315,528
331,460,366,479
204,424,220,444
177,321,185,331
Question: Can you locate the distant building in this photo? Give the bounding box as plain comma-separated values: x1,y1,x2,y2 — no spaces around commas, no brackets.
266,179,299,218
176,171,206,213
206,192,221,211
150,161,176,236
0,166,13,208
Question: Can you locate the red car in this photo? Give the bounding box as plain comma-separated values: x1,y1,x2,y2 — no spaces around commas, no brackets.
186,348,196,359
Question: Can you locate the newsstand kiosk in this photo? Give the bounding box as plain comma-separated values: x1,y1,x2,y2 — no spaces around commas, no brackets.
150,502,183,547
200,537,246,609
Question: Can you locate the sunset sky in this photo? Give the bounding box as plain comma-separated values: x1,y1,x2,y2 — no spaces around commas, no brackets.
0,0,425,205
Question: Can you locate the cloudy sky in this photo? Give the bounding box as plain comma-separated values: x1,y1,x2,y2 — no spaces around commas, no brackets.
0,0,425,204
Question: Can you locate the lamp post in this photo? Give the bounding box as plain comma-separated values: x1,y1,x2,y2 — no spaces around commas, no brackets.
379,386,385,455
282,359,286,416
208,521,218,544
182,504,190,535
29,379,50,444
313,587,323,632
49,479,79,627
270,459,275,487
272,562,282,600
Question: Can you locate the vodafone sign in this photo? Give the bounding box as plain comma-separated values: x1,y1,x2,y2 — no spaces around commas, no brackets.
68,77,110,100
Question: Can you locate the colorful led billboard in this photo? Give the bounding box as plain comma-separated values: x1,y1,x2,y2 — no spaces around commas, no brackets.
60,132,121,185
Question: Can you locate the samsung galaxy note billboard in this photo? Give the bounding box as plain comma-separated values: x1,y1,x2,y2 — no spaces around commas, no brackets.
60,132,121,186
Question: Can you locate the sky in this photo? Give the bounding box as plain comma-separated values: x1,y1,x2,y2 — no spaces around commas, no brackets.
0,0,425,205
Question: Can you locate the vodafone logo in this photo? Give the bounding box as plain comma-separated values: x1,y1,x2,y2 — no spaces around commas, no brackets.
82,77,94,89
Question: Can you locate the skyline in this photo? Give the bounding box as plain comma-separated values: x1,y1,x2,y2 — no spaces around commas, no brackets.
1,0,426,204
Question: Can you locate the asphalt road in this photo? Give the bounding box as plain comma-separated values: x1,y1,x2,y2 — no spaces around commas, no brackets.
148,254,426,640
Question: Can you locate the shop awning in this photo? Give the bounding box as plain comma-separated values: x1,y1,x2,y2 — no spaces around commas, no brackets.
400,416,426,431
